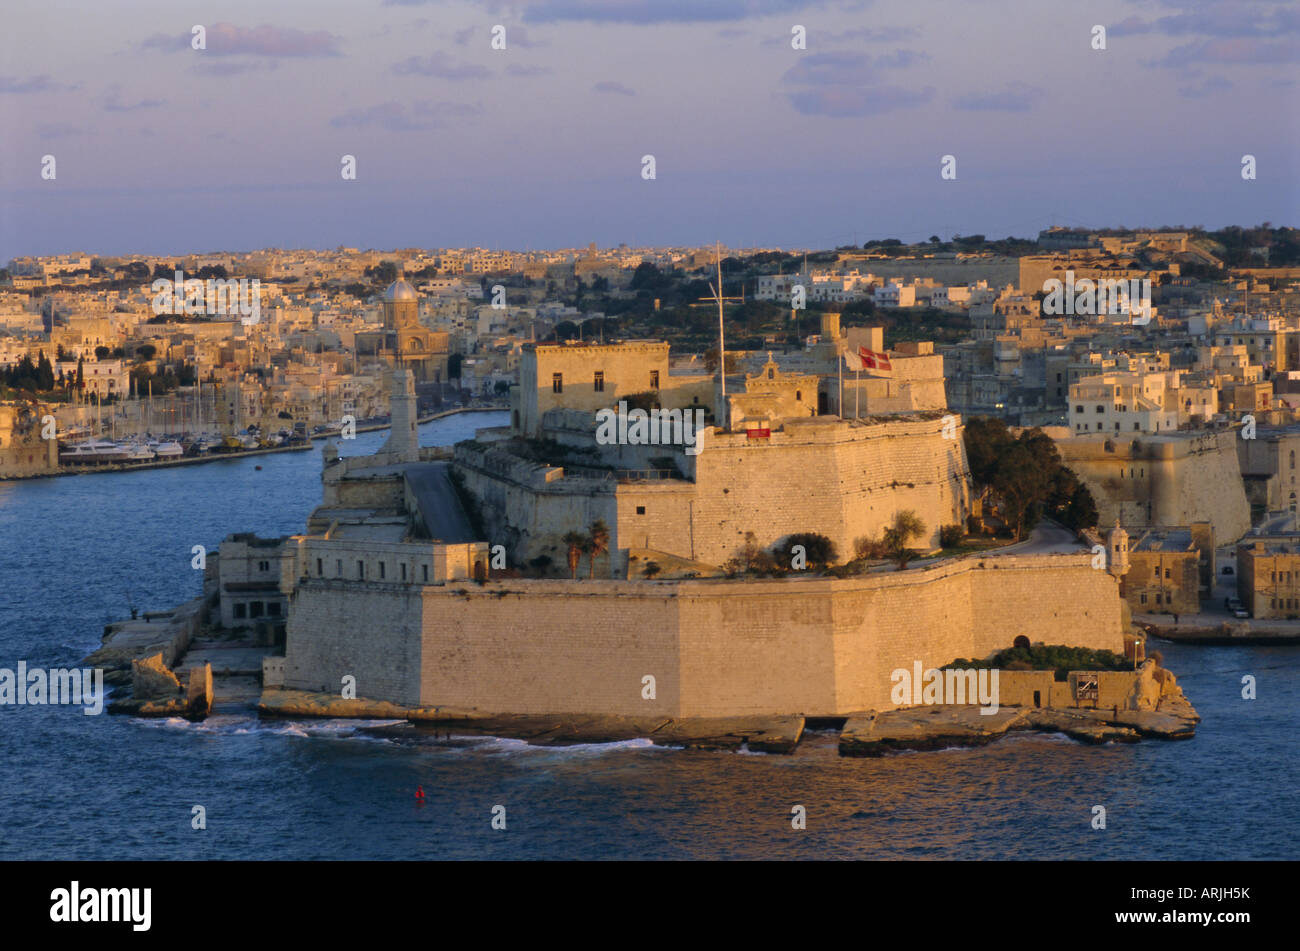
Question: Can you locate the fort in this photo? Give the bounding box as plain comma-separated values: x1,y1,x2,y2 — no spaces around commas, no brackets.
1053,428,1251,543
87,296,1198,748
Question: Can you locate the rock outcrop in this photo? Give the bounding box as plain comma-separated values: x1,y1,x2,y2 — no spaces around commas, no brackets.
131,653,182,700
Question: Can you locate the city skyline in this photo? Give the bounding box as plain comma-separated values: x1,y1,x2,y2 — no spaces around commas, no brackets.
2,0,1297,262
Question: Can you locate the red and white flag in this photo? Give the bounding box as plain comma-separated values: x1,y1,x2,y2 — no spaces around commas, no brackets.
843,348,864,372
860,347,892,373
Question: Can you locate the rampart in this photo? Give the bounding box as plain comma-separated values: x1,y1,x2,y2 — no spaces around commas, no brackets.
282,551,1125,717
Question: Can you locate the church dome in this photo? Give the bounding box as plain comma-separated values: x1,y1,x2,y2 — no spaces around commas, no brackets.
384,279,417,301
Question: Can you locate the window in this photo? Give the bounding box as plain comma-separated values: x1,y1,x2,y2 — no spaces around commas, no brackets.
401,563,407,581
650,370,660,390
234,603,247,619
422,564,429,582
379,562,385,579
1154,566,1161,579
250,601,264,618
268,602,281,617
552,373,563,394
1140,594,1147,604
336,559,342,575
636,505,646,515
1075,405,1084,414
1156,594,1162,605
258,560,270,572
796,390,802,401
357,560,365,579
1165,568,1171,579
593,371,604,392
316,558,323,576
1096,405,1104,413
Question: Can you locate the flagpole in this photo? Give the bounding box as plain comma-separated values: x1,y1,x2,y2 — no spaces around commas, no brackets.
855,369,860,419
837,349,843,418
716,241,727,432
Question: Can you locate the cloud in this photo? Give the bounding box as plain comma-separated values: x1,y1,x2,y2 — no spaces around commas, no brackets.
1177,75,1233,98
782,50,880,87
951,81,1043,112
789,84,934,117
0,74,77,94
593,80,636,96
506,64,553,76
825,26,920,43
1109,16,1154,38
330,99,483,131
453,27,475,46
781,49,932,116
521,0,826,25
101,85,166,112
36,122,82,138
392,55,491,80
192,60,279,77
1156,36,1300,66
141,23,341,57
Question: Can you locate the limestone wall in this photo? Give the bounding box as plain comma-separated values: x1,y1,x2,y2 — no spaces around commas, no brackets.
282,552,1126,717
284,580,426,704
1056,431,1251,543
459,414,972,571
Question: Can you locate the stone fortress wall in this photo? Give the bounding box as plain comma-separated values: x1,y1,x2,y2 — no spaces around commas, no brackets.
282,551,1125,717
455,412,972,571
1056,429,1251,543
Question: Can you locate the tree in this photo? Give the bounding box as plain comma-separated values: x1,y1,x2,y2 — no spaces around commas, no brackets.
963,417,1092,539
774,532,838,568
36,350,54,391
587,519,610,579
883,510,926,569
562,532,585,580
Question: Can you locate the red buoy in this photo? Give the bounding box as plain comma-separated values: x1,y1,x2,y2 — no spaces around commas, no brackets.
415,785,425,802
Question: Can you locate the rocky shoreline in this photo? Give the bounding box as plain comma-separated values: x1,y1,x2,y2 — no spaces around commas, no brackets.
253,658,1199,755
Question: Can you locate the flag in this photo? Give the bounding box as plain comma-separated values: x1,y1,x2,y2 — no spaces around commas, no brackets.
860,347,892,373
843,349,864,372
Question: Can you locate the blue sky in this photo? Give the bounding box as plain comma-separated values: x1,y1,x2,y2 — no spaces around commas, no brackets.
1,0,1296,260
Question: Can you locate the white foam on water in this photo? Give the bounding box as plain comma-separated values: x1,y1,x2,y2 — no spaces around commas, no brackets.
437,734,663,758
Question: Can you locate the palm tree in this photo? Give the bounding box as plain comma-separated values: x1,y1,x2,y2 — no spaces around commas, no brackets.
587,519,610,579
562,532,585,580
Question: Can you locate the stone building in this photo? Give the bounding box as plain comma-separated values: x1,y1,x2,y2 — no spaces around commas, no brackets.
514,340,714,437
0,402,58,478
1119,528,1202,615
355,279,450,383
1237,539,1300,619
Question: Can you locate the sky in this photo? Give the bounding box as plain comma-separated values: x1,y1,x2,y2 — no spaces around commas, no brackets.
1,0,1297,261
